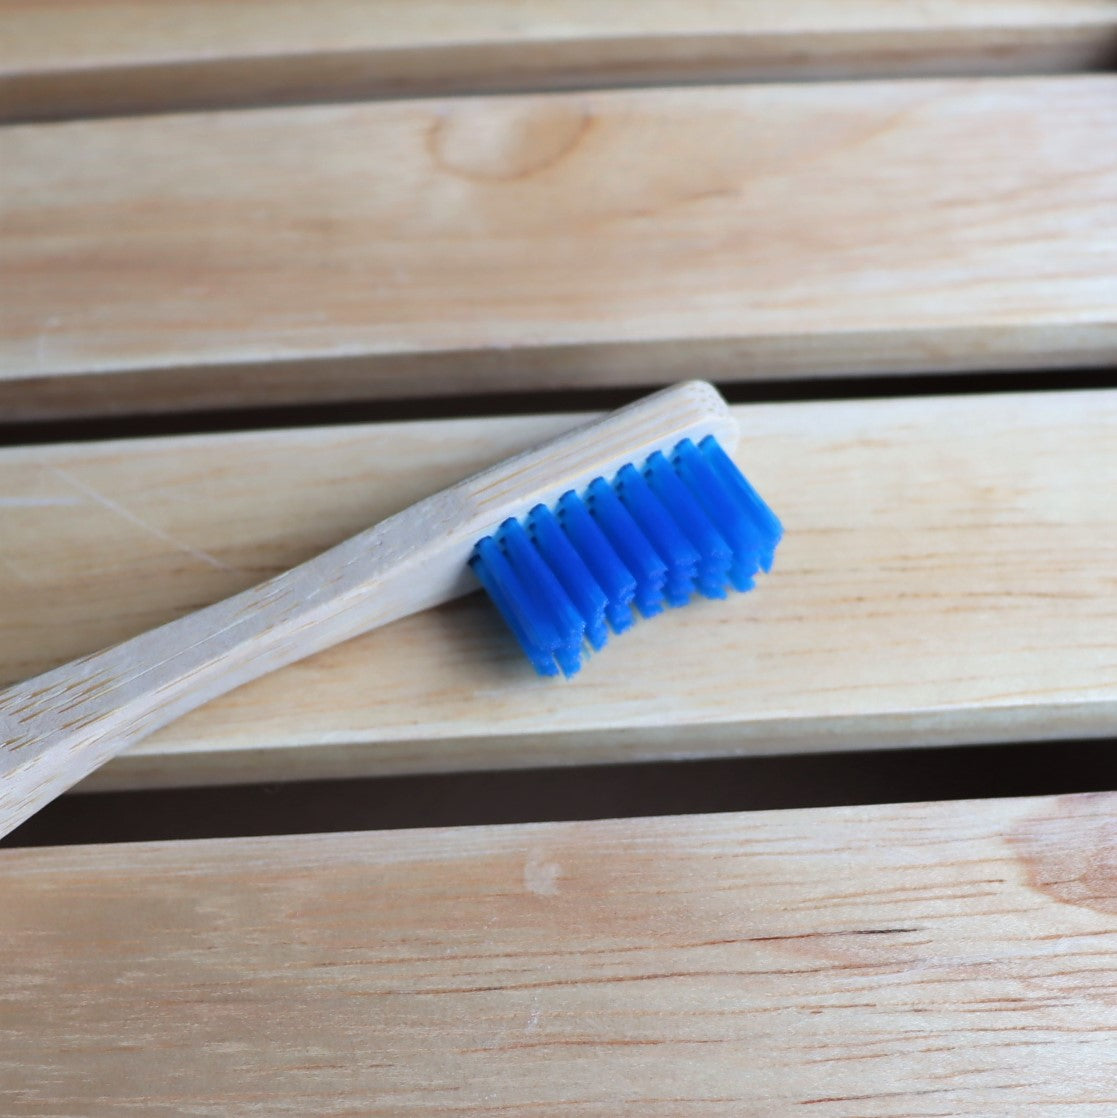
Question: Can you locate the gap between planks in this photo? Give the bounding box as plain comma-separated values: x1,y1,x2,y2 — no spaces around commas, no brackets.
0,389,1114,791
3,367,1117,452
5,737,1117,849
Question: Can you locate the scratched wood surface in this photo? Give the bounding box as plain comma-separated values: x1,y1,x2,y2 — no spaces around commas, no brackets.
2,390,1114,791
4,0,1116,121
3,76,1117,420
2,792,1115,1116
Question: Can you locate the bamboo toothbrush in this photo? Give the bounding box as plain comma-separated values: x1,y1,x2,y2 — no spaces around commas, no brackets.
0,381,781,838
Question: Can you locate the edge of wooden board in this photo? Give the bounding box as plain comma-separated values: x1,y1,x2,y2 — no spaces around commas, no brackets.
4,323,1117,424
3,1,1117,121
89,699,1117,792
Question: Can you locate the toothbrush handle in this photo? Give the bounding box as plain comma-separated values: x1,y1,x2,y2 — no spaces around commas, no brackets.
0,501,469,841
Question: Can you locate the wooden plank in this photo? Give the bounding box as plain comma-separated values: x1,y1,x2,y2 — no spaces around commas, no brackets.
2,793,1115,1114
1,389,1114,791
3,78,1117,420
3,0,1116,122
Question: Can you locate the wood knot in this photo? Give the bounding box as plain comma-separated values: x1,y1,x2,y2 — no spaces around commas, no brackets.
428,102,591,183
1009,793,1117,915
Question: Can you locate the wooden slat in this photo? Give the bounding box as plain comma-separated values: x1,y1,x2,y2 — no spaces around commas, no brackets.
1,389,1114,791
3,0,1117,122
2,77,1117,420
2,793,1115,1114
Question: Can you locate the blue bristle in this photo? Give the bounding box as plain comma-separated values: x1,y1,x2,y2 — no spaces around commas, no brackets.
557,492,636,635
471,435,780,677
498,518,586,676
528,505,610,650
644,451,731,599
699,436,783,572
469,537,560,677
671,438,757,591
673,439,761,591
586,478,667,618
615,464,698,607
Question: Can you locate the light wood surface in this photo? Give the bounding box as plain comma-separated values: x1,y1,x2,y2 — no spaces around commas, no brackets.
3,7,1113,1112
2,792,1115,1115
2,390,1114,791
3,76,1117,419
0,383,737,838
4,0,1117,121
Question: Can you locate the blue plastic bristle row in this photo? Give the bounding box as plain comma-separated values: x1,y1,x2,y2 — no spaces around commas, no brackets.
527,504,609,651
615,464,699,607
555,491,636,634
585,478,667,618
470,435,782,677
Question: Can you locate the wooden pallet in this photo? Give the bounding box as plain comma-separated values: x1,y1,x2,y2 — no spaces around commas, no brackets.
2,4,1115,1114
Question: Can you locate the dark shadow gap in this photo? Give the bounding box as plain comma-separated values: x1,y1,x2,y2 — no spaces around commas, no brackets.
2,367,1114,448
5,737,1114,848
7,53,1117,128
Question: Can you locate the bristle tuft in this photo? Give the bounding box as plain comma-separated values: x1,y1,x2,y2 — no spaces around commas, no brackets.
472,435,782,676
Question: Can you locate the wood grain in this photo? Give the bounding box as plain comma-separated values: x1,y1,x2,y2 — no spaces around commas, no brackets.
3,0,1116,121
3,76,1117,419
1,390,1114,791
2,792,1115,1115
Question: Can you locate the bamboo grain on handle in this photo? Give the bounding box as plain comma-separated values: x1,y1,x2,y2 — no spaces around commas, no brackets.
0,381,738,838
